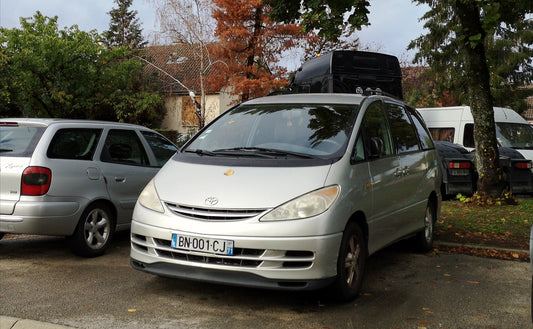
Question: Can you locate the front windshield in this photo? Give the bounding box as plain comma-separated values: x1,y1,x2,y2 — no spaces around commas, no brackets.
496,123,533,149
186,103,358,158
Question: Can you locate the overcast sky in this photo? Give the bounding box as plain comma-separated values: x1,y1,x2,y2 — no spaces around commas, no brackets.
0,0,428,68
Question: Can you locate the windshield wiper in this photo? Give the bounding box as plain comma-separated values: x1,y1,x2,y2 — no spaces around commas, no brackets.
0,148,14,153
184,149,217,156
213,147,316,159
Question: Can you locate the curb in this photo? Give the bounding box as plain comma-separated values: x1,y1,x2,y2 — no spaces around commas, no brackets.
434,240,529,254
0,316,76,329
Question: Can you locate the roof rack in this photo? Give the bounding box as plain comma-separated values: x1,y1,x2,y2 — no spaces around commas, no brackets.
288,51,404,100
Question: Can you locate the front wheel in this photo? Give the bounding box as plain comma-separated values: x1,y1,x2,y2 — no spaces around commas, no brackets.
415,201,436,252
329,222,367,302
68,203,115,257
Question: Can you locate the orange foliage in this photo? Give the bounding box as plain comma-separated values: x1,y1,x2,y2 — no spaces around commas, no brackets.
212,0,302,101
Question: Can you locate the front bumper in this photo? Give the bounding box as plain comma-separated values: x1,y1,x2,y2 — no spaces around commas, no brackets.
130,220,342,291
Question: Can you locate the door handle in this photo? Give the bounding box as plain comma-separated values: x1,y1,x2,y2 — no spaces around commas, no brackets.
115,177,126,183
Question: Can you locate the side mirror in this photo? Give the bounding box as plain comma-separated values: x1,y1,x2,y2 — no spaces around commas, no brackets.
369,137,384,158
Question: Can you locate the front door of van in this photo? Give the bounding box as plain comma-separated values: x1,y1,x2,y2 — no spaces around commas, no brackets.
359,101,406,251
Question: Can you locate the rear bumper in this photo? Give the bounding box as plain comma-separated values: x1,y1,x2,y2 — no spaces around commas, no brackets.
0,200,81,235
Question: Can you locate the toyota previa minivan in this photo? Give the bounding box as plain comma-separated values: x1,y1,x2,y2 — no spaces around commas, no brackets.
130,83,442,300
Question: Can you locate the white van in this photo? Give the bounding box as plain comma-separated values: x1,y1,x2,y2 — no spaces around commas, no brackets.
417,106,533,160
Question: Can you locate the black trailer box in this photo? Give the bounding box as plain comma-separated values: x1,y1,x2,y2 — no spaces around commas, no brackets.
290,51,403,100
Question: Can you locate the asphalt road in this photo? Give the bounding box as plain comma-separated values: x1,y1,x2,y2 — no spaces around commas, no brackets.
0,232,531,329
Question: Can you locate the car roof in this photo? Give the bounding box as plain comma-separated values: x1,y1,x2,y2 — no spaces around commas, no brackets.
0,118,153,130
242,93,369,106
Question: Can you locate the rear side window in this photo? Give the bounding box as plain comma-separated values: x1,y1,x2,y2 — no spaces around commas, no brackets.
47,128,102,160
463,124,475,148
0,125,45,157
386,103,420,153
141,131,178,167
101,129,149,166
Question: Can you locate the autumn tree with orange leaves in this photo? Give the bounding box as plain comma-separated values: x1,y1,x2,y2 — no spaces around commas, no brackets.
212,0,302,102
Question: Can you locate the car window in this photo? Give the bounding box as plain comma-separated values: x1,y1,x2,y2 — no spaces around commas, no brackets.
47,128,102,160
101,129,149,166
411,113,434,150
386,103,420,153
0,125,45,157
141,131,178,167
361,101,394,158
350,134,365,163
463,124,474,148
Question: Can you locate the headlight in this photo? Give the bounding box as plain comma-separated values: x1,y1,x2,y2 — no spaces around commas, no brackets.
138,179,164,213
260,185,340,221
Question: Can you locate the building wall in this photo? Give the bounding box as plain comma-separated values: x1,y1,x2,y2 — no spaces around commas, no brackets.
160,91,239,133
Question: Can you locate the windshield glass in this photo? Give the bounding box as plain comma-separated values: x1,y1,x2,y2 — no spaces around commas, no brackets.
0,126,46,157
496,123,533,149
186,103,358,159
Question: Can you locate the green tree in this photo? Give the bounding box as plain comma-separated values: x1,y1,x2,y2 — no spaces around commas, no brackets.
103,0,147,50
267,0,370,41
0,12,164,127
409,0,533,198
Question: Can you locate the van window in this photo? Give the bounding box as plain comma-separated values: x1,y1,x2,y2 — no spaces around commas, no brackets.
386,104,419,153
463,124,474,148
411,114,434,149
429,128,455,143
47,129,102,160
496,123,533,148
361,102,394,157
101,129,149,166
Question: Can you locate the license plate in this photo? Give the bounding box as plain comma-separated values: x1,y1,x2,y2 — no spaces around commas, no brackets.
450,169,470,176
171,233,234,256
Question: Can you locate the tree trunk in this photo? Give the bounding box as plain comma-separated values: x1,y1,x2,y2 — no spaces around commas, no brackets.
455,0,504,198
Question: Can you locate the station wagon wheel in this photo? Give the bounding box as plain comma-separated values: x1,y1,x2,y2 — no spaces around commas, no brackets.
415,200,435,252
68,203,115,257
330,222,367,301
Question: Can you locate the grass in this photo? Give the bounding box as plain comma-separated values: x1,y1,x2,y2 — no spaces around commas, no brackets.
435,197,532,251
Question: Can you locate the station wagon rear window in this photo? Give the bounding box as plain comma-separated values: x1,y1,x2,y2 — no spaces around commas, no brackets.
47,128,102,160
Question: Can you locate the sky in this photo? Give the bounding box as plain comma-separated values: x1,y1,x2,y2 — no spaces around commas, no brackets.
0,0,429,69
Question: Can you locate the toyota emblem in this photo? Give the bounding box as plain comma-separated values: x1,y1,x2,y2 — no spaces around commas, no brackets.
205,197,219,206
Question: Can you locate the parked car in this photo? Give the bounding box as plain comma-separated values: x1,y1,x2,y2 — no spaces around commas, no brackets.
433,141,476,199
130,50,442,302
0,118,178,257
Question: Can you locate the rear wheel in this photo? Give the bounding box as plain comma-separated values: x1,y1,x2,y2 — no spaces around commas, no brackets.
68,203,115,257
415,201,435,252
0,232,4,241
329,222,367,302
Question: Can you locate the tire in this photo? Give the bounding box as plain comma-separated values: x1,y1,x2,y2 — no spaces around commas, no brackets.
0,232,4,241
329,222,367,302
415,201,435,252
68,203,115,257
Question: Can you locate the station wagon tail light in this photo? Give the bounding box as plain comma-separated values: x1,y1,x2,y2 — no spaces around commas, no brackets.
21,166,52,196
260,185,340,221
138,179,164,213
449,161,471,169
514,162,532,169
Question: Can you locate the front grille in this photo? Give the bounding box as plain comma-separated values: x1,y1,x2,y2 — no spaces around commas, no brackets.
131,234,315,269
166,203,267,221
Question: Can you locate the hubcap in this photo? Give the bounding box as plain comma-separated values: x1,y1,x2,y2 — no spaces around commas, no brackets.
344,235,361,286
84,209,110,249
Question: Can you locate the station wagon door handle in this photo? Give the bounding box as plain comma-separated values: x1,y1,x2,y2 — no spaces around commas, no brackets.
115,176,126,183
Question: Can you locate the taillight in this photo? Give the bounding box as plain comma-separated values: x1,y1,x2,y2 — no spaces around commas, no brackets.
449,161,471,169
514,162,532,169
21,167,52,196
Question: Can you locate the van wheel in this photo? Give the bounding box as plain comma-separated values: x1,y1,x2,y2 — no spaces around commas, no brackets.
329,222,367,302
68,203,115,257
415,201,435,252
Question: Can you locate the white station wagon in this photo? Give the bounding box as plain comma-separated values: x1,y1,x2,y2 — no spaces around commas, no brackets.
0,119,177,257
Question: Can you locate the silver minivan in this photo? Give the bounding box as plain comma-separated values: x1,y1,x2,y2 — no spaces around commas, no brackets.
0,118,177,257
130,92,441,301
